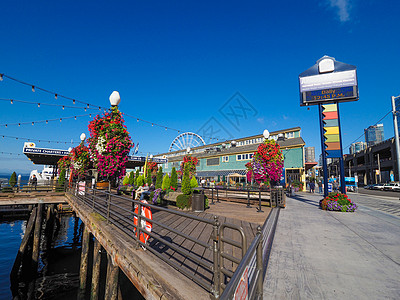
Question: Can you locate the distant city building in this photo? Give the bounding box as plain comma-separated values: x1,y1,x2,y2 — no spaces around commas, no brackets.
349,141,366,154
365,124,384,147
305,147,315,163
319,154,333,166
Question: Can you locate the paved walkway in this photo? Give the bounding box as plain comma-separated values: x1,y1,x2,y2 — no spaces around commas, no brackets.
264,192,400,300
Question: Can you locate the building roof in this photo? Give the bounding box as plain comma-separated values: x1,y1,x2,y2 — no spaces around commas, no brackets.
165,136,305,162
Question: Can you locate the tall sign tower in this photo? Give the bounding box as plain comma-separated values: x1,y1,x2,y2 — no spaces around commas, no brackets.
299,56,359,196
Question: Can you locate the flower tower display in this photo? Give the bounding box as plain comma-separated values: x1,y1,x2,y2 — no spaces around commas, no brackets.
180,155,198,178
245,139,284,186
69,143,91,177
87,91,133,182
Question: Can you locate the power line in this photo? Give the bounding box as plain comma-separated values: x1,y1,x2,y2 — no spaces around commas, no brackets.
344,109,392,150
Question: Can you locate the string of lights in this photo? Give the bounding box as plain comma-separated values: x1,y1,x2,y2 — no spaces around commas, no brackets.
0,72,227,142
0,151,23,156
0,98,102,111
0,134,75,145
0,113,92,127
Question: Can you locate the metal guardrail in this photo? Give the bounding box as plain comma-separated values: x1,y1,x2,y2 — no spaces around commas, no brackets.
219,208,280,299
67,183,249,299
0,180,66,193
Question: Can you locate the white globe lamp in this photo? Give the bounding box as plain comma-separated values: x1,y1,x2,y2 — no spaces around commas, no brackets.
80,133,86,142
109,91,121,107
263,129,270,139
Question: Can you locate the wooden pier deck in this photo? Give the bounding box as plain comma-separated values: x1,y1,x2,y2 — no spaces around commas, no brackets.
66,191,272,299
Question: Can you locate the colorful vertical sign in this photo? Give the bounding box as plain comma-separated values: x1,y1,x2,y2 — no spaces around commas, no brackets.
322,104,342,158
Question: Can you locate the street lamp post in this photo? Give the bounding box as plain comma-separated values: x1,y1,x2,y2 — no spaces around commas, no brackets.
391,95,400,182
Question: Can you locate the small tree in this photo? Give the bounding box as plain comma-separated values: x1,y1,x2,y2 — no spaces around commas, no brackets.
170,167,178,190
129,171,135,185
123,173,130,185
146,168,152,185
155,166,163,189
134,169,140,186
137,175,145,187
181,165,191,195
9,172,17,187
162,174,170,191
190,176,198,189
58,169,66,186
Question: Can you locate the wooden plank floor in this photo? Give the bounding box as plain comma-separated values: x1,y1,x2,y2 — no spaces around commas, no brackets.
76,191,270,291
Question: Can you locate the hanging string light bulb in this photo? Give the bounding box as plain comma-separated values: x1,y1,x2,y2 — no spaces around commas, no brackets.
0,74,3,81
32,86,35,92
60,118,62,122
62,106,65,110
74,116,77,120
32,122,34,125
10,99,13,104
55,94,58,100
38,103,40,108
73,99,75,104
46,120,48,124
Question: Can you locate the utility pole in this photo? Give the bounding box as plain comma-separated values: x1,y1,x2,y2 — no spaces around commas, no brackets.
391,95,400,182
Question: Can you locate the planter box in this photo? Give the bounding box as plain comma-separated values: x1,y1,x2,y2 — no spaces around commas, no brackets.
163,191,181,203
96,181,109,190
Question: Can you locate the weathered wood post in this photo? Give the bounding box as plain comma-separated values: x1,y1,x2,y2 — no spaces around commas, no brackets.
91,239,102,300
104,254,119,300
78,225,91,300
10,207,37,280
32,203,43,270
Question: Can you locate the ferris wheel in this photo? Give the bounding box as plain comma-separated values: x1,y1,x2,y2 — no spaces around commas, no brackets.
169,132,206,152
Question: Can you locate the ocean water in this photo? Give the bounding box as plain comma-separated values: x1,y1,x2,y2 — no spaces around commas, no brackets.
0,215,144,299
0,216,82,299
0,220,27,299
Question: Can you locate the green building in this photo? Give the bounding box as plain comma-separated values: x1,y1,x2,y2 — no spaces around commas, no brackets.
155,127,306,187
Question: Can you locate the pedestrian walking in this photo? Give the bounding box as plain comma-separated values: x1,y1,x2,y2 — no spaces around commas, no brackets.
310,181,315,193
30,174,37,191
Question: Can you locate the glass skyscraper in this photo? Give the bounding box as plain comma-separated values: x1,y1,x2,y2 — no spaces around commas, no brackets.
349,141,366,154
364,124,384,147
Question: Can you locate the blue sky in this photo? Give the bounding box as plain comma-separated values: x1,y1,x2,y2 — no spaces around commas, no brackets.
0,0,399,173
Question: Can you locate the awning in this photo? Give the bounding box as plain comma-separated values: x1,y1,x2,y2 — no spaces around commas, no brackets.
196,169,247,177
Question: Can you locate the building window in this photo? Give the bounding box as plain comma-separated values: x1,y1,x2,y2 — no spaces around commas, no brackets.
222,156,229,162
285,132,294,139
206,158,219,166
237,153,253,161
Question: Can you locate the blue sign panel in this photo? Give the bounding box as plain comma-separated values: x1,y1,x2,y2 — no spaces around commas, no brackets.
23,147,70,156
305,86,355,103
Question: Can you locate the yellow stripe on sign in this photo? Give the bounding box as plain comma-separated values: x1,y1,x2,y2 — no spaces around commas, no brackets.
325,134,340,143
322,104,338,112
324,127,339,135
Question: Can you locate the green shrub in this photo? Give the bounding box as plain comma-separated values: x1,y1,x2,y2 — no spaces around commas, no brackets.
136,175,144,187
176,194,191,209
204,195,209,209
134,169,140,186
9,172,17,187
181,165,191,195
129,171,135,185
58,169,66,185
122,173,130,185
170,167,178,190
162,174,170,191
146,168,152,185
190,176,198,188
155,167,163,189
